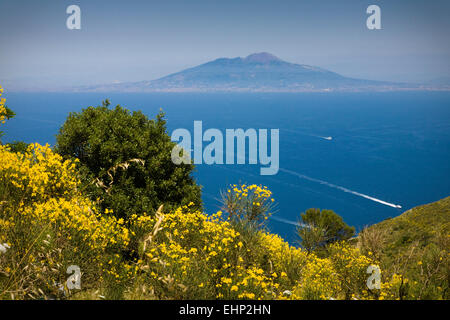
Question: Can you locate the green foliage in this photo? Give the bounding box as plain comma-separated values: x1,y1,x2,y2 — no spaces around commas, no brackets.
54,102,202,219
296,222,327,254
0,105,15,143
297,208,355,255
3,106,14,118
0,105,15,121
359,197,450,299
5,141,29,153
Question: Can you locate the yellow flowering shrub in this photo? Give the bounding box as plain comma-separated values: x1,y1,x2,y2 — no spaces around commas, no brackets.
258,232,308,289
221,184,275,225
287,242,378,300
131,201,382,300
0,143,78,203
131,203,296,299
379,274,409,300
229,266,280,300
0,85,6,125
291,255,340,300
0,85,15,141
0,144,130,299
132,206,246,299
327,242,377,299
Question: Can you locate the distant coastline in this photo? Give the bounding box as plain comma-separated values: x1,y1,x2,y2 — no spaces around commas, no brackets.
45,53,450,93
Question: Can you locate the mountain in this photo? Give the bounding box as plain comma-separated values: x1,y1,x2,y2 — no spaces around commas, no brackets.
75,52,418,92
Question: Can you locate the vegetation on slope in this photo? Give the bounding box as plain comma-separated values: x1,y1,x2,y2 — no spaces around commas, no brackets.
357,197,450,299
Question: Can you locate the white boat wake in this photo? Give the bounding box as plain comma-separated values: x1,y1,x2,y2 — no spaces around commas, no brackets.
270,216,307,227
280,168,402,209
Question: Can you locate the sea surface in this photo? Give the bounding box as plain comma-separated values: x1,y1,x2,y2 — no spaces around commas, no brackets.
2,92,450,243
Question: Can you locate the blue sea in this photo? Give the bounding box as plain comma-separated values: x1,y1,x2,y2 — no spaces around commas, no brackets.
2,92,450,243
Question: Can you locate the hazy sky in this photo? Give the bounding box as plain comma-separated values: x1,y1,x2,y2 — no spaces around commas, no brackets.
0,0,449,90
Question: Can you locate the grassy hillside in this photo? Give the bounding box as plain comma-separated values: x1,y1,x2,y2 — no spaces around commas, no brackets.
358,197,450,299
373,196,449,252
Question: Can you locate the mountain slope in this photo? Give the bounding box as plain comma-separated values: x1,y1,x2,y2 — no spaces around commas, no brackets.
369,196,449,254
358,196,450,299
76,52,402,92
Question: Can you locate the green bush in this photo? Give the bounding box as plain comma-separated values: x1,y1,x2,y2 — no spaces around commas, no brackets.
297,208,355,256
55,101,202,219
5,141,29,153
